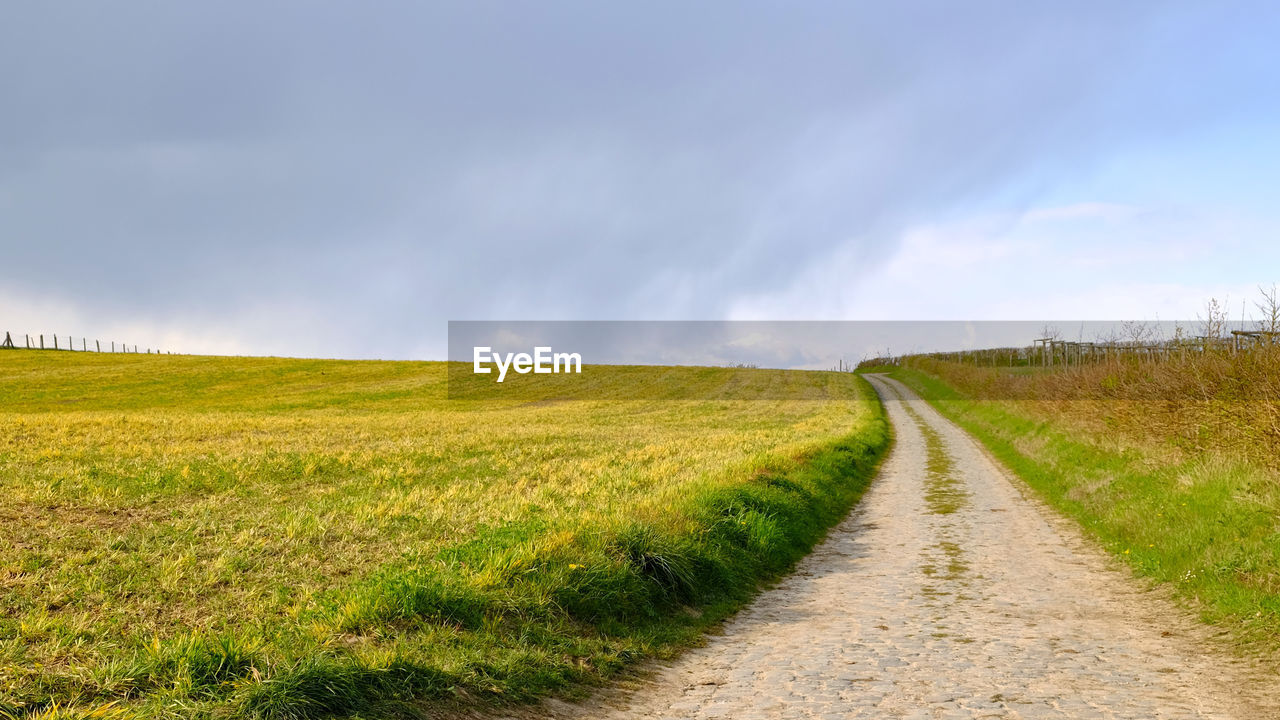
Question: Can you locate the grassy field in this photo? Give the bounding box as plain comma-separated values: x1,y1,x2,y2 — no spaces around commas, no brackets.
0,352,887,719
892,361,1280,657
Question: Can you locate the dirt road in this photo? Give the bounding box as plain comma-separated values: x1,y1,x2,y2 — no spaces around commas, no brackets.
526,373,1277,719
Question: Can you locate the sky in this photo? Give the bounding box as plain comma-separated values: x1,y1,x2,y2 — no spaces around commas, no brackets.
3,2,1279,360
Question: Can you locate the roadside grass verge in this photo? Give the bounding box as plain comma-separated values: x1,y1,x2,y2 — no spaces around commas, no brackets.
0,354,887,718
891,365,1280,655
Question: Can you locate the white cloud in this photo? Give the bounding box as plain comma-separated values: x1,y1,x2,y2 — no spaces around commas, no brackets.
726,200,1279,323
1022,202,1140,223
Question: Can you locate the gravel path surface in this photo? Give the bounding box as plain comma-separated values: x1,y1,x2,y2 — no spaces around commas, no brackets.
514,374,1277,719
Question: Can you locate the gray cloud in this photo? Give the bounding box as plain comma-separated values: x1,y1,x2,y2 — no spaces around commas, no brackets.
3,2,1277,357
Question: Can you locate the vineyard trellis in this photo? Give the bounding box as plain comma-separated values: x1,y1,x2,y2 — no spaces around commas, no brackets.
857,288,1280,370
859,330,1279,370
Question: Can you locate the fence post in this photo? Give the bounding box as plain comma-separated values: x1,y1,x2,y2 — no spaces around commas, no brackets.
96,340,101,352
40,334,45,349
53,335,58,350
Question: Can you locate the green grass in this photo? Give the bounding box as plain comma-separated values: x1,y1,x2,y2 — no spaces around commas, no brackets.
892,365,1280,655
852,364,897,375
0,352,888,719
